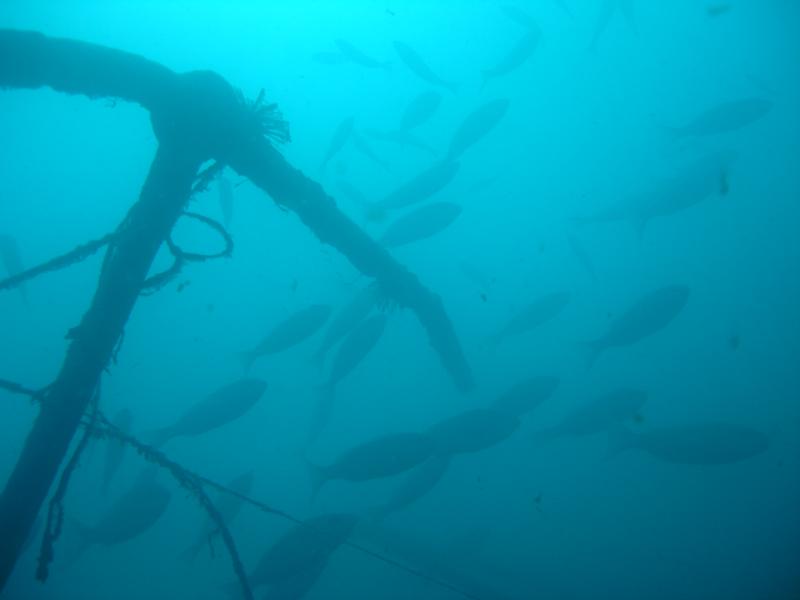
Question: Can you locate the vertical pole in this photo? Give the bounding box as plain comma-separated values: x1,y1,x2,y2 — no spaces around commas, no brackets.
0,143,201,591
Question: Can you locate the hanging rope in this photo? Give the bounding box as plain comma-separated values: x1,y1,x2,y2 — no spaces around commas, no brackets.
82,413,254,600
35,384,100,582
0,234,115,294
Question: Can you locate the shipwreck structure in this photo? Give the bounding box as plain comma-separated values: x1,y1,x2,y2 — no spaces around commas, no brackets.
0,29,473,594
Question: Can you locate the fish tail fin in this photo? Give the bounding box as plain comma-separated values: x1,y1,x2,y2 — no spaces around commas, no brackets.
577,341,603,369
606,425,637,460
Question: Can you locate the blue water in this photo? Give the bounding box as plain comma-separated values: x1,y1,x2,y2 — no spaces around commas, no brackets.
1,1,798,599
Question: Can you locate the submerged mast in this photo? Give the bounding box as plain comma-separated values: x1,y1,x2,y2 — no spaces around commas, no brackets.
0,29,472,590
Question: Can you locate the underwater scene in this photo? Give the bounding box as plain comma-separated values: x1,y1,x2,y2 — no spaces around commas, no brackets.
1,1,798,599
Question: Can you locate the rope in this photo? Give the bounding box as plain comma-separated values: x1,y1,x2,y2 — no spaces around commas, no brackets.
0,234,114,294
36,384,100,582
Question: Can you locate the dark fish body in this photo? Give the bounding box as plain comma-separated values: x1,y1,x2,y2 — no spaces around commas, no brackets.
446,99,510,161
324,313,387,388
584,285,689,367
309,314,388,446
393,41,458,93
482,28,540,87
491,291,571,343
313,285,380,365
612,423,769,465
373,454,451,520
309,432,435,497
334,39,391,70
249,513,359,588
576,151,736,231
377,160,460,213
182,471,254,560
427,409,519,455
77,479,171,547
101,408,133,494
242,304,332,367
320,117,355,171
674,98,771,137
540,388,647,441
400,90,442,131
491,376,559,418
379,202,462,249
218,176,234,228
151,378,267,446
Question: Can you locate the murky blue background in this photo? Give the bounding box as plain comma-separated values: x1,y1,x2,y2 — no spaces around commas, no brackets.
1,1,798,598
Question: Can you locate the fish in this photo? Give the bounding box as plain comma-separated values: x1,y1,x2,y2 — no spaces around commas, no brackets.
363,128,437,156
491,375,560,418
446,99,510,161
575,150,737,235
609,423,770,465
427,409,520,455
535,388,648,443
393,41,458,94
379,202,462,249
588,0,636,51
481,28,540,89
218,176,234,228
566,231,597,280
182,471,255,561
334,39,391,70
0,233,28,303
488,291,571,346
320,116,355,172
669,98,772,138
239,304,332,370
307,432,435,499
100,408,133,494
247,513,360,593
308,314,388,446
312,284,380,366
370,454,451,522
70,477,171,560
312,51,347,65
581,285,689,368
372,160,460,218
261,558,328,600
350,129,391,172
400,90,442,131
149,378,267,447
